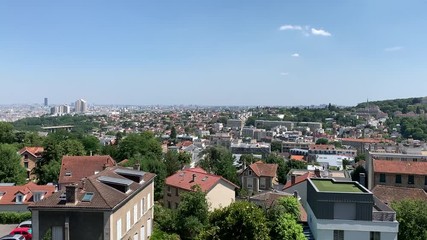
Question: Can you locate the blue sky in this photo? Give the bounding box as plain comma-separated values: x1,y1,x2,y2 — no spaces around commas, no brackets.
1,0,427,106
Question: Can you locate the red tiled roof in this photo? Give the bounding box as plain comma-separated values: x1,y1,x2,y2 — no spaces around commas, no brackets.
181,141,193,147
309,144,335,150
283,172,312,190
372,185,427,204
19,147,44,157
249,161,278,177
59,155,116,185
340,138,393,144
290,155,305,161
373,160,427,175
165,168,238,192
0,182,55,205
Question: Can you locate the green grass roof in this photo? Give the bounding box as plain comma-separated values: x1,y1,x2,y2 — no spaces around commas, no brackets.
311,179,363,193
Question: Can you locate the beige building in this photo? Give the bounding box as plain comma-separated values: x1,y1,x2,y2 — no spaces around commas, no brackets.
30,166,155,240
19,147,44,180
164,168,238,211
240,161,278,193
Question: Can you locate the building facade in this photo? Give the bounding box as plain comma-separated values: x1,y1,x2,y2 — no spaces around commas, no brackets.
19,147,44,180
239,161,278,193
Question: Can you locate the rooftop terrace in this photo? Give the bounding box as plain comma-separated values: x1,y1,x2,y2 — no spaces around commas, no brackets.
311,179,364,193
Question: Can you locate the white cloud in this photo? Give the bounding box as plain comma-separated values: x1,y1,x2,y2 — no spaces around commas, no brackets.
279,25,303,31
280,72,289,76
384,46,403,52
291,53,300,57
311,28,331,36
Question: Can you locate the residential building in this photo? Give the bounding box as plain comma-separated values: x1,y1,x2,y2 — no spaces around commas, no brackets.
282,141,311,153
255,120,294,130
230,142,271,158
315,155,354,170
0,182,55,212
372,160,427,190
30,166,155,240
74,99,88,113
371,185,427,205
240,161,278,193
58,155,116,189
19,147,44,180
164,168,238,211
306,178,398,240
226,119,243,129
209,133,232,148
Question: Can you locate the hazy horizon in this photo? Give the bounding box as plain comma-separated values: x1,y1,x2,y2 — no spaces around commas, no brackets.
1,1,427,106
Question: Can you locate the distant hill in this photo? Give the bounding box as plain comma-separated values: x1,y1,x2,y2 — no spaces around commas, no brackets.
356,97,427,116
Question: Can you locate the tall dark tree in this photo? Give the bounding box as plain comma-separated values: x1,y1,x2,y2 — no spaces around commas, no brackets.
117,132,162,161
0,144,27,184
170,126,177,140
198,146,238,184
392,199,427,240
0,122,15,144
164,151,191,176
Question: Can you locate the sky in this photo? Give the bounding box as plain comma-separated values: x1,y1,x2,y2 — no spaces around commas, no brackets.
1,0,427,106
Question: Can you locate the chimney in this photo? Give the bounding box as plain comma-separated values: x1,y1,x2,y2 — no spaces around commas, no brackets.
65,184,78,204
291,175,296,185
359,173,366,187
314,168,321,178
293,190,299,199
191,174,196,183
133,163,141,171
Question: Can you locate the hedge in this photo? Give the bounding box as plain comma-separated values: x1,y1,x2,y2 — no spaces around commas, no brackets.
0,212,31,224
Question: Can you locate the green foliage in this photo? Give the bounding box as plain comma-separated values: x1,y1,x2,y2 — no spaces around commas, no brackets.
117,132,162,161
42,228,52,240
170,126,177,140
164,151,191,176
270,141,282,152
0,122,15,144
81,135,102,155
354,153,366,163
151,227,181,240
315,138,329,145
265,154,287,184
206,201,270,240
154,204,178,233
0,144,27,184
387,117,427,141
13,115,100,133
271,214,305,240
58,139,86,156
198,146,238,184
269,197,300,221
391,199,427,240
0,211,31,224
357,97,424,115
37,160,61,184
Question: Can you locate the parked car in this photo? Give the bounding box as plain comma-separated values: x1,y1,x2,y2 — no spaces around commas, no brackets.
9,228,31,240
0,234,25,240
17,220,31,229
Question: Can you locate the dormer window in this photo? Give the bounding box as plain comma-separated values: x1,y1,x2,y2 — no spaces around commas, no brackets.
33,192,44,202
24,154,28,159
16,193,24,204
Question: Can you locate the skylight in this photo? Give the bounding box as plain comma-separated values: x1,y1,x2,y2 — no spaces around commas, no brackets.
82,192,94,202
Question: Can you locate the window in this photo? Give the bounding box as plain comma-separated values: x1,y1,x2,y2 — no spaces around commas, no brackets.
147,193,151,210
140,226,145,240
24,162,29,168
134,204,138,224
425,176,427,185
333,230,344,240
142,197,146,214
116,218,122,239
33,192,43,202
395,175,402,184
408,175,415,184
147,218,152,237
370,231,380,240
24,154,28,159
260,177,266,189
16,194,23,204
379,174,386,183
247,181,253,189
126,211,131,231
133,233,139,240
175,187,179,196
248,170,252,175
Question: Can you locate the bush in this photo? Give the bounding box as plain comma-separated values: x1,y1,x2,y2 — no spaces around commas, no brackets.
0,212,31,224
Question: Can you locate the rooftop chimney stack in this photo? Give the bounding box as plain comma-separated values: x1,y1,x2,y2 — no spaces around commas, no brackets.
65,184,78,204
133,163,141,171
191,174,196,183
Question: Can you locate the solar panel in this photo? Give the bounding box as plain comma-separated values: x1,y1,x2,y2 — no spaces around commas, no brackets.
82,192,94,202
114,168,145,177
98,176,133,186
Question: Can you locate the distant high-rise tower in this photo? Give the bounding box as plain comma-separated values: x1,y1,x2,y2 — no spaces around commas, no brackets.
44,98,48,107
74,99,88,113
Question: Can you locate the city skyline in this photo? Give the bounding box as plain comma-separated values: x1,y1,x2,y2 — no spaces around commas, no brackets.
1,1,427,106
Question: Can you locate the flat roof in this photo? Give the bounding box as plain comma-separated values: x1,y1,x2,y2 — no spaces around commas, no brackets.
311,179,363,193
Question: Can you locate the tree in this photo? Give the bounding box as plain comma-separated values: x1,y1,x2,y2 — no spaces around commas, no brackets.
271,214,305,240
265,154,287,184
81,135,101,155
58,139,86,156
271,141,282,152
117,132,162,161
351,165,367,186
315,138,329,145
354,153,366,163
0,144,27,184
206,201,270,240
391,199,427,240
170,126,177,140
0,122,15,144
38,160,61,184
164,151,191,176
176,186,209,240
198,146,238,184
